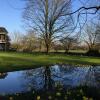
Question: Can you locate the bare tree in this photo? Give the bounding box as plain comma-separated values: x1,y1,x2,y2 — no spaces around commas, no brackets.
95,24,100,43
60,36,78,53
83,22,100,52
21,0,100,54
23,0,73,53
11,31,23,51
20,31,38,52
51,41,62,52
67,0,100,34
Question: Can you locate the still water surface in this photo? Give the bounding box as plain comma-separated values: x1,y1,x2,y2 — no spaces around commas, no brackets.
0,65,99,95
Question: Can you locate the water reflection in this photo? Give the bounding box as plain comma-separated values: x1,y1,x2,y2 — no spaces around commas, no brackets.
44,66,54,90
84,66,100,87
0,73,8,79
0,65,99,95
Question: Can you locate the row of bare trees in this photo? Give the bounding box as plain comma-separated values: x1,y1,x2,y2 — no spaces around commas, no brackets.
10,0,100,54
11,22,100,53
11,31,38,52
83,22,100,51
11,31,78,52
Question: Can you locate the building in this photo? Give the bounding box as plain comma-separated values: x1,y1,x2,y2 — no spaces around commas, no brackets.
0,27,10,51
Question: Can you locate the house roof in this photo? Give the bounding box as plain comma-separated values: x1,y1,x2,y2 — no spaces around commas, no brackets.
0,27,8,33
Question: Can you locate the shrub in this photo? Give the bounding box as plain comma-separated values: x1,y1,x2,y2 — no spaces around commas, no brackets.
86,49,100,56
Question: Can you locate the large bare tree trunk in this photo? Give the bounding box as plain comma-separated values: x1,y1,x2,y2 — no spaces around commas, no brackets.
23,0,73,53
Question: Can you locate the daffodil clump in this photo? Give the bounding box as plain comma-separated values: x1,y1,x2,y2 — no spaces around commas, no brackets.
0,86,98,100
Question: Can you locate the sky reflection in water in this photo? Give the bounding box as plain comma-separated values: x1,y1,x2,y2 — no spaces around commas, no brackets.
0,65,99,95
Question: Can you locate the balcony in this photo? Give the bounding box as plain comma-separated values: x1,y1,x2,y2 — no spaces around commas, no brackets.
0,40,6,43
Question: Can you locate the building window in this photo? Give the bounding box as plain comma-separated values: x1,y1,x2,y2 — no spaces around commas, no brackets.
0,35,5,41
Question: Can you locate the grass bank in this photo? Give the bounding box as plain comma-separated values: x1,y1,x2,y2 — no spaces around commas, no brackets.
0,52,100,72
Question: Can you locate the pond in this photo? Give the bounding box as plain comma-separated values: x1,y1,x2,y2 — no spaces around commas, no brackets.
0,65,100,95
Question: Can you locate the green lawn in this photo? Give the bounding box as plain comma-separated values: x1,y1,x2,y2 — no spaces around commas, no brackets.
0,52,100,72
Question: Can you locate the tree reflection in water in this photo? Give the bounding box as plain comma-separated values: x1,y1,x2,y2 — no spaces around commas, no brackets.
21,66,54,91
21,65,100,92
44,66,54,90
84,66,100,88
0,65,99,96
